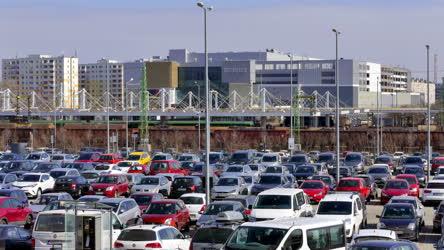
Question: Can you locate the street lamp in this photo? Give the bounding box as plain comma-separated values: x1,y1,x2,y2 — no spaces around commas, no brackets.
195,81,201,152
287,53,294,155
332,28,341,184
125,78,134,156
197,1,213,204
106,60,110,153
426,45,431,183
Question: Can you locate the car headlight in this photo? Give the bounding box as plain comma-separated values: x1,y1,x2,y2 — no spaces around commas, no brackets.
344,218,352,227
106,186,114,191
164,218,172,225
411,188,418,192
407,222,416,230
377,222,386,229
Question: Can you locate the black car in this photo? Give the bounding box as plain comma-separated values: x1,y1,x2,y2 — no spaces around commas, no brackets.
250,174,291,195
377,203,420,241
228,150,254,165
330,166,353,179
355,174,378,200
0,160,35,173
344,152,365,173
0,189,28,206
53,176,90,198
317,152,336,167
170,176,204,198
433,200,444,233
63,162,95,172
403,156,425,168
293,164,317,185
0,225,32,249
31,162,60,173
288,154,310,166
403,166,426,187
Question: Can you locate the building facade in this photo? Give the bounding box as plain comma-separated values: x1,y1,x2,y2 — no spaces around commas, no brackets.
380,65,411,92
1,54,79,108
408,78,436,105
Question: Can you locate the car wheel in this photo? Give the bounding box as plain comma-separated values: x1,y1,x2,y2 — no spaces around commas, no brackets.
24,215,32,229
0,219,7,224
36,188,42,199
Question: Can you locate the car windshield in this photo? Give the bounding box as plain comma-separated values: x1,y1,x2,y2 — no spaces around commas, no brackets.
78,197,102,202
338,180,359,187
99,155,113,161
295,166,314,173
99,202,119,212
51,155,65,160
264,167,282,173
227,167,243,173
151,162,168,171
0,154,15,161
258,175,281,184
34,164,53,171
242,176,253,184
404,168,423,174
131,195,152,205
82,172,98,179
385,181,408,189
427,182,444,189
398,177,416,185
345,154,361,161
350,247,390,250
26,154,41,160
192,164,204,172
262,156,277,162
382,206,414,219
318,155,333,162
225,226,288,250
97,176,117,184
95,165,110,171
21,175,40,182
254,195,291,209
205,203,235,215
35,195,60,205
173,178,193,186
180,196,203,205
290,156,306,163
312,176,332,184
128,155,141,161
231,153,248,161
117,162,132,167
146,203,177,214
375,157,390,163
301,181,323,189
354,236,393,243
317,201,352,215
152,155,167,161
35,214,66,232
66,163,85,170
118,229,157,241
217,178,238,186
78,153,93,160
405,157,422,164
209,154,221,162
140,177,159,185
50,171,67,178
390,199,417,208
178,156,193,161
248,165,258,171
193,228,234,244
368,168,388,174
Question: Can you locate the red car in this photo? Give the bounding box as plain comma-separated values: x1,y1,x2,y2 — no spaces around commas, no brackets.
142,199,190,230
127,164,149,175
336,177,370,201
75,152,101,163
380,179,410,204
396,174,420,197
95,153,123,164
0,197,32,226
149,160,189,176
300,180,329,203
432,157,444,174
90,174,129,198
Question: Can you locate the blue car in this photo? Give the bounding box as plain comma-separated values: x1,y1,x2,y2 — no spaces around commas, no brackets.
349,240,419,250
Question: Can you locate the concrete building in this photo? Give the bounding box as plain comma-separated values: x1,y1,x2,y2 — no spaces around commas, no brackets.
79,59,124,101
408,78,435,104
1,54,79,108
380,65,410,92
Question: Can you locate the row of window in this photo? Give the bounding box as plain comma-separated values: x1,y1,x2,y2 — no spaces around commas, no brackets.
256,63,335,71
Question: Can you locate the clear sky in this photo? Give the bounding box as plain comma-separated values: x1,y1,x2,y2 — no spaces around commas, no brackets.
1,0,443,78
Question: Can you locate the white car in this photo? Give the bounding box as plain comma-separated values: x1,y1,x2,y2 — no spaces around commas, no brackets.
179,193,207,222
393,151,405,160
131,176,171,196
99,198,142,226
116,161,139,173
422,179,444,206
315,193,365,238
114,224,190,249
26,152,51,163
94,164,123,174
351,229,398,244
12,173,55,198
260,153,281,167
222,165,252,177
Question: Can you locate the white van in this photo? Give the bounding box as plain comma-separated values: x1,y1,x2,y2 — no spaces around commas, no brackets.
224,217,346,250
250,188,313,221
33,209,125,250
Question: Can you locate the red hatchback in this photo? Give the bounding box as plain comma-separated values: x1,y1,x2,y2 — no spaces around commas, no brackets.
0,197,32,226
380,179,410,204
300,180,329,203
336,177,370,201
90,174,129,198
96,153,123,164
149,160,189,176
142,199,190,231
432,157,444,174
127,164,149,175
396,174,420,197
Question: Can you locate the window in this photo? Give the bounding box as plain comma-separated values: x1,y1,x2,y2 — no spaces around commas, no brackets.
307,227,328,249
275,64,286,70
264,64,274,70
296,192,305,206
329,225,345,248
356,199,362,211
283,229,303,250
168,228,183,239
256,64,263,70
158,229,170,240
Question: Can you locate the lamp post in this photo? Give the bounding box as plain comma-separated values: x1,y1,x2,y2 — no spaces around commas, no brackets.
125,78,134,156
197,1,213,204
332,28,341,184
426,45,431,183
376,77,380,156
106,60,110,153
195,81,201,152
288,53,294,155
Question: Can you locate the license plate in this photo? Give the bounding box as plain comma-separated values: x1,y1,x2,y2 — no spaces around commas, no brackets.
96,192,103,195
178,188,186,191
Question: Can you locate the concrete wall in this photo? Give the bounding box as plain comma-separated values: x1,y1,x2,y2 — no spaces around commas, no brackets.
358,92,423,108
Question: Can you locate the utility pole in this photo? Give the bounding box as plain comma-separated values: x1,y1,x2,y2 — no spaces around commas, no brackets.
106,60,110,153
332,28,341,184
426,45,431,183
376,77,380,156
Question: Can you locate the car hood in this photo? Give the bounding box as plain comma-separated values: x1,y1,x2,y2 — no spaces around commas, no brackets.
30,204,46,213
380,218,415,227
251,209,295,219
91,183,115,189
382,189,409,196
134,185,159,190
12,181,37,187
142,214,172,221
213,186,238,193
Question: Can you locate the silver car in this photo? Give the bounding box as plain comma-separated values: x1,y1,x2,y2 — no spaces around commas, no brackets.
388,196,425,227
131,176,171,196
99,198,142,226
211,177,248,199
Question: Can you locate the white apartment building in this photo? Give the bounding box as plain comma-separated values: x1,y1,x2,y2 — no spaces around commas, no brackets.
408,78,435,104
79,59,124,101
1,54,79,108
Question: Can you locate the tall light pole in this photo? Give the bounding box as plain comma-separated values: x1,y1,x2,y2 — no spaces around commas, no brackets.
197,1,213,204
125,78,134,155
426,45,431,183
106,60,110,153
288,54,294,155
376,77,380,156
195,81,201,152
332,28,341,184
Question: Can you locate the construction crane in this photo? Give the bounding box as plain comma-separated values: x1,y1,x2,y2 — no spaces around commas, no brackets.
139,64,149,152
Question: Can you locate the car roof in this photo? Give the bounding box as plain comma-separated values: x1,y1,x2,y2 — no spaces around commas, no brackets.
180,193,206,198
258,188,303,195
124,224,171,231
354,229,397,238
429,179,444,183
352,240,413,247
241,217,342,230
321,193,359,202
389,196,416,201
50,168,70,172
101,198,131,203
23,173,45,176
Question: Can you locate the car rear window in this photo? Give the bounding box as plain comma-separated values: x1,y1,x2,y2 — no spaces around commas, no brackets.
301,181,323,189
338,180,359,187
118,229,156,241
173,178,193,186
35,214,66,232
193,228,233,244
427,182,444,189
180,196,204,205
385,181,408,189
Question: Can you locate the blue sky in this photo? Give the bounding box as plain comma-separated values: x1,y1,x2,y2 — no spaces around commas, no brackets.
1,0,443,78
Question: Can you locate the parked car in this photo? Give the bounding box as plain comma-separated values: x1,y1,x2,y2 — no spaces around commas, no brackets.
170,176,204,198
377,203,420,240
350,229,397,244
100,197,142,226
31,162,60,173
49,168,80,179
336,177,370,202
330,166,353,179
94,164,123,174
0,197,32,226
142,199,191,231
317,152,336,167
26,152,50,163
381,179,410,204
127,152,151,165
127,164,149,175
221,165,252,177
125,173,144,190
300,180,329,203
1,160,35,173
211,176,248,200
348,240,419,250
178,153,200,163
250,174,291,195
197,200,245,226
224,195,256,216
149,160,188,176
310,174,336,191
29,192,73,216
433,201,444,233
263,165,289,175
403,166,426,187
130,192,164,212
228,150,254,165
191,223,237,250
50,154,75,164
131,176,171,196
423,179,444,206
179,193,207,222
367,165,392,188
0,189,28,206
355,174,378,200
288,154,310,166
90,174,130,198
81,170,103,183
396,174,420,197
74,151,101,163
152,153,174,161
293,164,318,185
96,153,123,164
11,173,55,198
113,224,190,249
388,196,425,228
374,155,395,172
53,175,90,198
344,152,365,172
260,153,281,167
0,225,33,249
0,173,18,189
63,162,95,172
